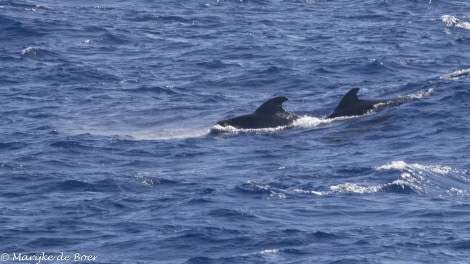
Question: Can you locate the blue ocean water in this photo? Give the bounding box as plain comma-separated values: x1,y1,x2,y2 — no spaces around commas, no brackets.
1,0,470,263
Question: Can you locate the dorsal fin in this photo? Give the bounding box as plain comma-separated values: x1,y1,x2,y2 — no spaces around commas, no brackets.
337,88,360,107
327,88,362,118
254,96,288,115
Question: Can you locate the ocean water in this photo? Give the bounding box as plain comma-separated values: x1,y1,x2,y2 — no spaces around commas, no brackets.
1,0,470,263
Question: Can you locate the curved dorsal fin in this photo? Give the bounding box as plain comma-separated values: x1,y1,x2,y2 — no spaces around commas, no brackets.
254,96,288,115
337,88,360,107
327,88,362,118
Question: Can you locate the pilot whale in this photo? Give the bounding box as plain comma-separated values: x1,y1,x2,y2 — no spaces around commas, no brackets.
327,88,408,119
214,96,298,129
213,88,410,132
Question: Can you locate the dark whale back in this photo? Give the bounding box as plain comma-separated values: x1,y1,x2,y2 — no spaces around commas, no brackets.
328,88,407,118
215,96,298,129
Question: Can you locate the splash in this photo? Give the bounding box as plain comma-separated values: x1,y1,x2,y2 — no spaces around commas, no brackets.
209,123,288,135
292,115,335,128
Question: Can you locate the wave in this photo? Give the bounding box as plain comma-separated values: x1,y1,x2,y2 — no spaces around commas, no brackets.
378,161,470,196
375,160,464,174
440,68,470,80
294,181,416,195
236,180,287,199
295,161,469,197
134,173,180,186
20,46,62,62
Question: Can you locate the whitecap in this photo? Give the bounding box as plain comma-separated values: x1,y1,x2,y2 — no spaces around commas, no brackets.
260,249,280,254
447,187,469,196
442,15,459,27
296,161,468,197
376,160,466,176
21,46,37,56
441,15,470,30
244,180,287,199
293,188,326,196
293,188,317,195
440,68,470,80
376,161,469,196
294,182,395,196
329,182,382,194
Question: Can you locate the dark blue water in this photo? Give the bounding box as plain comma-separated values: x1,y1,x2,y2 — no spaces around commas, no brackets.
1,0,470,263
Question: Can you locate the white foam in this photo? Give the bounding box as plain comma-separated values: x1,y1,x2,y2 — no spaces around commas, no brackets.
294,182,385,196
376,160,465,176
447,187,469,196
376,161,469,196
456,22,470,30
330,182,382,194
376,160,408,170
292,115,334,128
210,115,334,135
294,178,419,196
293,188,325,196
442,15,459,27
295,161,468,197
440,68,470,80
210,123,287,135
404,88,433,99
247,180,287,199
260,249,280,254
442,15,470,30
21,46,37,56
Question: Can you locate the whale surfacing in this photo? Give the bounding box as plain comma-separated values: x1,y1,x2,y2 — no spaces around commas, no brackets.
212,88,412,134
214,96,298,131
327,88,408,119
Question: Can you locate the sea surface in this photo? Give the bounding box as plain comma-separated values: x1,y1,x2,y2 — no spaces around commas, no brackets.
1,0,470,263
